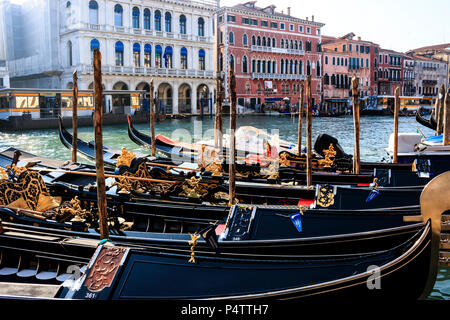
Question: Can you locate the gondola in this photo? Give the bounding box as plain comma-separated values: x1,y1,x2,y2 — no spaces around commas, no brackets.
1,170,447,300
416,107,437,131
58,116,180,169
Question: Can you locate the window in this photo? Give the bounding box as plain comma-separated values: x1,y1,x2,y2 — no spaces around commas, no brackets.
359,45,364,53
89,1,98,25
180,47,188,69
163,46,173,68
243,34,248,46
289,24,294,31
267,37,272,47
155,10,161,31
165,12,172,32
229,55,235,71
332,57,335,65
365,46,370,54
251,36,256,46
115,41,124,66
270,22,277,28
242,17,249,24
133,43,140,67
356,44,359,52
261,20,268,27
280,23,285,30
242,56,248,73
198,18,204,36
199,49,206,70
366,59,369,68
316,29,321,35
324,74,329,85
325,56,328,64
272,38,276,47
114,4,123,27
144,44,151,67
257,36,261,46
349,44,352,52
144,9,151,30
218,16,223,23
250,19,258,26
155,45,162,67
306,27,311,34
90,39,100,64
67,41,73,67
306,41,311,52
132,7,140,29
179,15,186,34
298,25,303,32
229,32,234,44
227,15,236,22
307,61,311,75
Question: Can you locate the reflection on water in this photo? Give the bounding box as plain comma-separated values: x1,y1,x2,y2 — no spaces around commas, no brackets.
0,114,447,299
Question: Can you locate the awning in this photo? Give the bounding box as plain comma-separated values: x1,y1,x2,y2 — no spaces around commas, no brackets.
133,43,140,52
89,1,98,9
155,45,162,54
115,41,124,52
180,15,186,22
90,39,100,50
180,47,187,56
144,44,151,53
199,49,205,57
164,46,173,55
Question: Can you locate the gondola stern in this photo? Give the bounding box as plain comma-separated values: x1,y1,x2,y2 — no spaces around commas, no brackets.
419,170,450,299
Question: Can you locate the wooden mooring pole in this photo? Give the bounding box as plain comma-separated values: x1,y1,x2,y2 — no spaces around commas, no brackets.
393,87,400,163
352,77,361,174
150,79,156,157
71,70,78,163
215,76,223,151
306,76,312,188
444,89,450,146
297,82,304,156
93,49,109,240
229,68,237,205
437,85,446,135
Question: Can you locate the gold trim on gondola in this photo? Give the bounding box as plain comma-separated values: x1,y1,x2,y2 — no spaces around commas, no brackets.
316,185,335,208
116,148,136,168
188,233,201,263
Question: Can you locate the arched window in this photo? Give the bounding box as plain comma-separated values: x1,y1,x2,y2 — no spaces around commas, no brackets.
251,36,256,46
272,38,276,47
267,59,271,73
114,4,123,27
67,41,73,67
252,59,256,73
272,60,276,73
155,45,162,68
267,37,271,47
180,47,188,69
144,44,151,67
66,1,72,25
242,56,248,73
307,60,311,75
316,61,321,76
198,18,205,37
257,36,261,46
154,10,161,31
144,9,151,30
289,60,293,74
90,38,100,64
290,40,293,49
280,59,284,74
132,7,140,29
295,41,298,50
262,60,266,73
257,59,261,73
324,73,329,85
199,49,206,71
242,34,248,46
115,41,124,66
179,15,186,34
294,60,298,74
262,37,266,46
133,43,140,67
299,60,303,74
163,46,173,68
331,74,336,85
229,32,234,44
229,55,235,71
165,12,172,32
299,41,303,50
280,39,284,48
285,40,289,49
89,1,98,25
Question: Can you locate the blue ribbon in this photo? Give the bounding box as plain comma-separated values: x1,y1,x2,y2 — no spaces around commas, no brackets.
289,213,303,233
366,188,380,203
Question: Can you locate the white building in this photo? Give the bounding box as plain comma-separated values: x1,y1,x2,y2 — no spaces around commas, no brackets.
2,0,219,114
412,56,448,97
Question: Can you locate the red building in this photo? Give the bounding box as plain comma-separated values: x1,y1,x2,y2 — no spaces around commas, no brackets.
216,1,325,111
377,49,404,95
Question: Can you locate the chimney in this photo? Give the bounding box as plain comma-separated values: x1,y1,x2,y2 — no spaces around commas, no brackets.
358,36,361,41
287,7,291,16
312,15,314,21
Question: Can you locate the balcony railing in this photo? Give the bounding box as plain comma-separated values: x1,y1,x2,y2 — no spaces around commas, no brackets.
251,45,305,55
78,64,213,78
252,73,306,80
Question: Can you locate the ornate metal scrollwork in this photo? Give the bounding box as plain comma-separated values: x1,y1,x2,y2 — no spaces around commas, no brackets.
316,185,335,208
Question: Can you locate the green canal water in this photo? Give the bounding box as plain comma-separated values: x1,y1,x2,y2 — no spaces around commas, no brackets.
0,114,448,300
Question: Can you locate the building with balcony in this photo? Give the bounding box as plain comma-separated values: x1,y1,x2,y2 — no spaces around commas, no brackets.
402,54,415,96
1,0,218,115
377,49,403,96
322,33,380,99
217,1,324,111
322,48,350,113
411,55,447,97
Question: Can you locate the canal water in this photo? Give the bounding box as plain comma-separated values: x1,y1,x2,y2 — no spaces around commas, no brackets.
0,114,448,300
